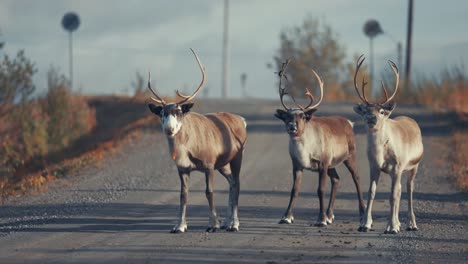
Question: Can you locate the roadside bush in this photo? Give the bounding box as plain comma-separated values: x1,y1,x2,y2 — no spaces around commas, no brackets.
45,67,96,152
0,52,96,184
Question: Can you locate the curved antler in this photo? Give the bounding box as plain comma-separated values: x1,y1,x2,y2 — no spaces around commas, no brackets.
379,60,399,105
277,60,323,111
278,60,292,110
147,72,167,105
175,48,206,104
354,54,369,104
288,69,323,111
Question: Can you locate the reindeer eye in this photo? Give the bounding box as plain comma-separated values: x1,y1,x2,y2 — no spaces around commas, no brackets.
379,109,385,115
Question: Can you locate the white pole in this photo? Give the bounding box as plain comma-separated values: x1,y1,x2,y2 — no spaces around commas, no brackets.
221,0,230,98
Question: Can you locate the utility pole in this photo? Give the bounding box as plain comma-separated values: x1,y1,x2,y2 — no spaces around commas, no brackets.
221,0,230,98
405,0,414,89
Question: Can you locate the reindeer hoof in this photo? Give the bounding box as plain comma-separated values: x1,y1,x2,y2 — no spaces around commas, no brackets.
358,226,369,232
279,219,293,224
170,228,186,234
406,226,419,231
226,227,239,232
384,229,399,234
313,222,327,227
206,227,218,233
279,216,294,224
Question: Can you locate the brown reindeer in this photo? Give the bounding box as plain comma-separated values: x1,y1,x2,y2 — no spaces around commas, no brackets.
147,49,247,233
274,60,366,226
353,55,423,234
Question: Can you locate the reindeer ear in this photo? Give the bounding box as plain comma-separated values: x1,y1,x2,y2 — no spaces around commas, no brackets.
353,103,366,115
304,109,317,121
148,104,163,116
274,109,288,121
382,101,396,113
181,103,194,114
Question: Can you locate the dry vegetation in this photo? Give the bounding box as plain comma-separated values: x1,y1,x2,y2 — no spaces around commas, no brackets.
0,94,158,202
405,65,467,192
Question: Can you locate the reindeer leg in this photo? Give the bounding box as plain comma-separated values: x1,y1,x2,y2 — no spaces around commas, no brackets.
344,156,366,220
385,168,403,234
171,170,190,233
359,165,380,232
204,167,220,233
225,151,243,232
406,165,419,231
314,165,329,227
326,168,340,225
218,164,233,230
280,163,302,224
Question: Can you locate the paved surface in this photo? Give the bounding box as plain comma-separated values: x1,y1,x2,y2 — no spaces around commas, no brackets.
0,99,466,263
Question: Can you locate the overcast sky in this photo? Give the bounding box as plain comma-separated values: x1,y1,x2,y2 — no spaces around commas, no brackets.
1,0,467,98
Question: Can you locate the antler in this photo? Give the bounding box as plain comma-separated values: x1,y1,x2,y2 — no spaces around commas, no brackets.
277,60,324,111
278,60,292,110
379,60,399,105
147,72,167,105
354,54,369,104
354,55,400,105
175,48,206,104
291,69,323,111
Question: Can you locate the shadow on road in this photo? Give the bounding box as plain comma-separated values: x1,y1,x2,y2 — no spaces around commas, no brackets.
0,186,465,234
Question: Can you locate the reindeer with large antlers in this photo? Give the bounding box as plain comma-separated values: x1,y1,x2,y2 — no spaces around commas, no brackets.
274,60,366,226
147,49,247,233
353,55,423,234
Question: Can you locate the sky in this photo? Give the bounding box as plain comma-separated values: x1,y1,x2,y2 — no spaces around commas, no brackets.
0,0,467,98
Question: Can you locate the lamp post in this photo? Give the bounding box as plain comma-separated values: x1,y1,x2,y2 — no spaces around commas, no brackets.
363,19,383,96
61,12,80,90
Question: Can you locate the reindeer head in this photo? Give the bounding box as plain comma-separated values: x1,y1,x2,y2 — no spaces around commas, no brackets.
352,55,399,131
148,49,205,137
274,60,324,137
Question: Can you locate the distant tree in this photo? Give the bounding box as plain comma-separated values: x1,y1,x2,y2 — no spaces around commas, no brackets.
272,16,347,100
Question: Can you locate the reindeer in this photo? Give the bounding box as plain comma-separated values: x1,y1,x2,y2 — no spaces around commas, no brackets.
274,60,366,227
353,55,423,234
147,49,247,233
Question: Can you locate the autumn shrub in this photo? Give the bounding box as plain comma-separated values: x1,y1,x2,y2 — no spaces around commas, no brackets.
1,52,96,186
45,67,96,152
0,50,39,178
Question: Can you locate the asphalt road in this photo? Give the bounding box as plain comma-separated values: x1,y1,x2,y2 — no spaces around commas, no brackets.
0,99,466,263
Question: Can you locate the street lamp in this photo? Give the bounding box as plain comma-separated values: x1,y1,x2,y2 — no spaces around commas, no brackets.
61,12,80,90
363,19,383,96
